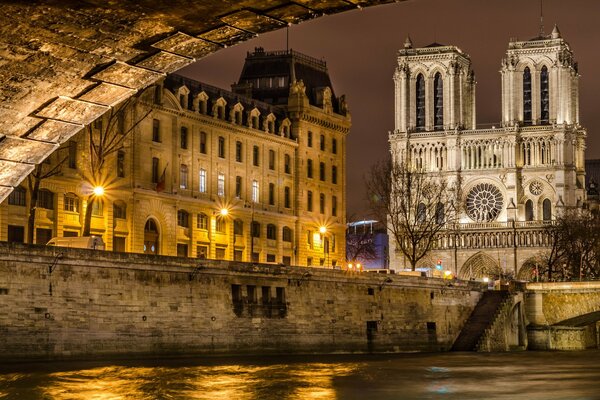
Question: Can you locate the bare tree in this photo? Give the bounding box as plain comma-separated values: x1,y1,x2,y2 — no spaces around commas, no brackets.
26,151,68,243
346,218,378,266
366,156,459,271
80,97,152,236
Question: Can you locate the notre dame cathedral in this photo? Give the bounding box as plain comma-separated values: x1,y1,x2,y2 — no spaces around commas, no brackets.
389,25,587,279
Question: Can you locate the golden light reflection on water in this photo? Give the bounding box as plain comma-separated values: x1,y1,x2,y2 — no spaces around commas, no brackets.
26,362,359,400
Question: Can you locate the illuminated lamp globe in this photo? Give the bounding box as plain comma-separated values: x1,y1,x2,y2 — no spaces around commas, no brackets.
319,226,327,234
220,208,229,217
93,186,105,196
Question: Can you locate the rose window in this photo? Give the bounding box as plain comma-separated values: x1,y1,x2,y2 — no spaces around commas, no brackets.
465,183,504,222
529,180,543,196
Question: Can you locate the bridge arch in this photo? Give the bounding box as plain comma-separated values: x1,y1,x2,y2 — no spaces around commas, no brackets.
460,252,501,279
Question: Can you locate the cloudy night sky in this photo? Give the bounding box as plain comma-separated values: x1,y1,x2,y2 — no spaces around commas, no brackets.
180,0,600,217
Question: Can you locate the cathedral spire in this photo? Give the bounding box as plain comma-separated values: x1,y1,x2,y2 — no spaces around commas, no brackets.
539,0,545,37
551,24,561,39
404,35,413,49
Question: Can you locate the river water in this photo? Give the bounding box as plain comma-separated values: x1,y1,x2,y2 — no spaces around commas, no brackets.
1,351,599,400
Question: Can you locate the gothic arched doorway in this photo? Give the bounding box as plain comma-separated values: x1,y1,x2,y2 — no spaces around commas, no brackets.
144,218,160,255
460,252,501,280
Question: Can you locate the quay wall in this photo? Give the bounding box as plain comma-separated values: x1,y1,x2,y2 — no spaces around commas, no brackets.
0,242,484,361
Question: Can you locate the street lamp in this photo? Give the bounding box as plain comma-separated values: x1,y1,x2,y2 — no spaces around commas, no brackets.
93,186,105,197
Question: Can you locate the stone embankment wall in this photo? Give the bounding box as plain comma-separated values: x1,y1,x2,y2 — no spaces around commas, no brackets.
0,242,484,361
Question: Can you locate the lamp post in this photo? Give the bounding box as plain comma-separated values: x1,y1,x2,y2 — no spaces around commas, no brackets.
319,225,328,267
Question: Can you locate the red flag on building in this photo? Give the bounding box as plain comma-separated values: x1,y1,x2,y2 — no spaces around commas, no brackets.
156,166,167,193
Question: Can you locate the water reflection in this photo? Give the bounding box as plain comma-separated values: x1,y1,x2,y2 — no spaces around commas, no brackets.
1,352,600,399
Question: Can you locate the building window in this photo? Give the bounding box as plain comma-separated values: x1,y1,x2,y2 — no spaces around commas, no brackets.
180,126,188,149
319,193,325,214
434,72,443,130
151,157,159,183
199,169,207,193
64,193,79,213
234,110,242,125
284,186,291,208
177,209,189,227
197,245,208,259
540,66,549,124
416,73,425,131
267,224,277,240
179,164,188,189
268,149,275,170
235,176,242,198
282,226,292,242
525,199,534,221
215,247,226,260
217,173,225,197
307,191,313,212
307,159,313,178
307,230,313,249
332,138,337,154
113,201,126,219
319,162,325,181
235,141,243,162
543,198,552,221
117,150,125,178
268,120,275,134
200,132,207,154
268,183,275,205
251,221,261,238
284,154,291,174
252,180,259,202
38,189,54,210
308,131,313,147
68,140,77,169
7,225,24,243
253,145,260,166
215,217,226,233
177,243,188,257
320,134,325,151
234,219,243,235
218,136,225,158
197,213,208,230
152,119,160,142
332,195,337,217
523,67,532,125
251,115,259,129
8,186,26,206
37,228,53,245
332,165,337,184
91,200,103,216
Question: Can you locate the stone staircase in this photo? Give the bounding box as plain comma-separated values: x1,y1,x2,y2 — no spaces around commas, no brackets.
451,290,510,351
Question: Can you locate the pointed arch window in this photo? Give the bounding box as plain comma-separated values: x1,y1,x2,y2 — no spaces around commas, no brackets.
525,199,534,221
416,74,425,131
523,67,532,125
542,198,552,221
540,66,549,124
434,73,443,130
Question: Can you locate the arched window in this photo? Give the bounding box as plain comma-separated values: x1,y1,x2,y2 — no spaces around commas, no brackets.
282,226,293,242
38,189,54,210
64,193,79,213
267,224,277,240
416,74,425,131
523,67,532,125
525,200,534,221
113,201,127,219
215,217,226,233
197,213,208,230
542,198,552,221
434,73,443,130
435,202,445,224
8,186,26,206
179,164,188,189
417,202,426,223
540,66,549,124
251,221,261,238
177,210,189,227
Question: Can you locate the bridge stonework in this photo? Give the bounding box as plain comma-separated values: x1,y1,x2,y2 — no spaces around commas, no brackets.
525,282,600,350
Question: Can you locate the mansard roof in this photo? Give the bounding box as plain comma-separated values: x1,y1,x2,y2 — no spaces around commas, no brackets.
234,48,342,113
164,74,287,121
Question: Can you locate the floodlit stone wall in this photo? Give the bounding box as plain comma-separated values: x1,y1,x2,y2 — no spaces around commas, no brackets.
0,242,483,361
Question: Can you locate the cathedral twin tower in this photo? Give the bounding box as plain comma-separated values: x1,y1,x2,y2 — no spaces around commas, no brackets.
389,26,587,275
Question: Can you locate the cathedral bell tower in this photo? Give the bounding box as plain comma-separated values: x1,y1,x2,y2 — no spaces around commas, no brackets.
393,37,476,134
501,25,580,127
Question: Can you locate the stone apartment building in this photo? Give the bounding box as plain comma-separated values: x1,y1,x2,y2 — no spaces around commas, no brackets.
389,26,587,278
0,48,350,267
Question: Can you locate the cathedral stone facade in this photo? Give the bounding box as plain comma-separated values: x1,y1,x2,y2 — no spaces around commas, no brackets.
389,27,587,279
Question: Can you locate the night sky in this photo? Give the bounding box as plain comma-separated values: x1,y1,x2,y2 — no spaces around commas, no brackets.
180,0,600,218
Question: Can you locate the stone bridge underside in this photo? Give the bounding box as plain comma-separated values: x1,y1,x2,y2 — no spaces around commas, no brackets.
0,0,401,202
